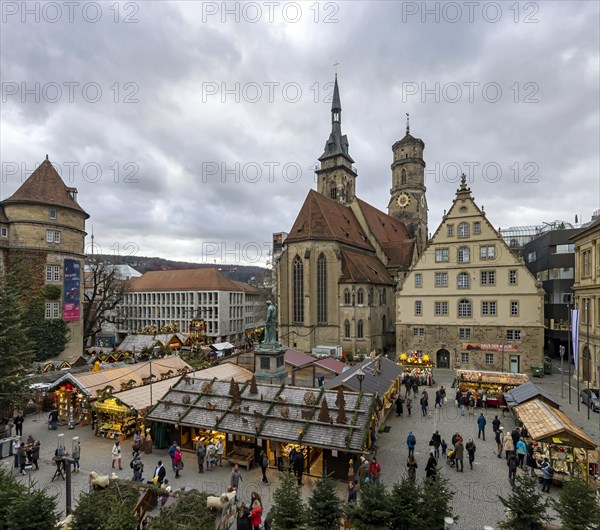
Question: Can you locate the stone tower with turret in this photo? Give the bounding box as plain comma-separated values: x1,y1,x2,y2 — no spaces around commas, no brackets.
315,74,357,205
388,120,428,257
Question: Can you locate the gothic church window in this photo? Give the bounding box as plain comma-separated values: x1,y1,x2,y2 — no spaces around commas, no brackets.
317,253,327,323
401,168,407,185
344,320,350,338
357,320,364,339
357,288,364,305
344,288,351,305
293,256,304,323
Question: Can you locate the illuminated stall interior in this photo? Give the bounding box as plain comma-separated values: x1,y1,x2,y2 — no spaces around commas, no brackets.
455,369,529,407
398,353,434,385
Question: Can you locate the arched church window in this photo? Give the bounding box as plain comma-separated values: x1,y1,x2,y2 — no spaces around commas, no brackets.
401,168,407,185
344,288,351,305
344,320,350,338
357,320,364,339
317,253,327,323
357,288,364,305
293,256,304,323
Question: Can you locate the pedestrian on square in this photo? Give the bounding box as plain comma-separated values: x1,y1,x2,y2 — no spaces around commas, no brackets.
465,438,476,470
48,409,58,430
112,441,122,470
477,412,487,440
431,430,441,459
216,439,224,466
439,385,446,405
461,394,469,416
260,450,269,484
502,431,515,460
152,460,166,485
511,427,521,448
18,442,28,475
230,464,243,494
289,447,298,476
72,440,81,473
508,453,519,484
492,415,501,433
526,442,537,476
472,390,479,408
404,377,412,398
12,438,20,468
412,380,419,399
454,438,464,472
420,393,428,417
295,450,305,486
481,392,488,410
31,440,40,471
395,394,404,417
441,439,448,457
168,441,177,472
451,432,462,447
347,481,357,503
369,457,381,483
406,456,418,481
406,397,412,417
132,430,142,455
132,453,144,482
206,442,217,469
540,459,554,493
249,492,263,530
173,446,183,478
196,442,206,473
455,389,462,407
357,456,370,490
516,438,527,468
425,452,437,480
496,426,504,458
407,431,416,458
13,414,24,437
468,395,475,416
434,390,441,408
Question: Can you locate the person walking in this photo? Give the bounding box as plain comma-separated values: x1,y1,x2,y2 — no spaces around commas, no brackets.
395,394,404,417
434,389,441,408
72,440,81,473
406,397,412,417
502,431,515,461
173,446,183,478
260,450,269,484
132,453,144,482
357,456,370,490
369,457,381,484
481,392,488,410
347,481,357,503
13,414,24,437
168,441,177,472
152,460,166,485
465,438,476,470
249,492,263,530
18,442,28,475
441,439,448,457
159,479,172,506
526,442,537,476
420,393,429,417
132,430,142,455
407,431,416,458
439,385,446,405
206,442,217,470
216,439,224,466
12,438,20,468
406,456,418,481
454,438,464,472
295,450,305,486
112,441,122,470
196,442,206,473
31,440,40,471
230,464,243,497
516,438,527,468
425,452,437,480
508,453,519,485
431,430,441,459
477,412,487,440
404,376,412,398
460,394,468,416
511,427,521,448
48,409,58,430
496,426,504,458
540,459,554,493
492,415,501,434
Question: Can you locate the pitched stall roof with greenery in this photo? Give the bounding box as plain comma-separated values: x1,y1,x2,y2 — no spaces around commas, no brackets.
514,399,595,449
324,356,403,395
146,377,375,452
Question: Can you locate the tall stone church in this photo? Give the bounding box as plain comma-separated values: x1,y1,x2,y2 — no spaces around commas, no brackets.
276,76,427,356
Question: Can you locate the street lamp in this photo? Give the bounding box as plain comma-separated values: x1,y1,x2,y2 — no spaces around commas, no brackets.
356,367,365,394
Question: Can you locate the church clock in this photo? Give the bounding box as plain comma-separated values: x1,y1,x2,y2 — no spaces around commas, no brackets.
396,191,411,209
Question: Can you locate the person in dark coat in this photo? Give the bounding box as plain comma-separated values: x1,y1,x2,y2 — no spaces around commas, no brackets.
434,390,441,408
411,380,419,399
295,450,304,486
395,395,404,416
31,441,40,470
526,442,537,476
237,504,252,530
431,431,442,459
13,414,24,436
289,447,297,476
260,450,269,484
152,461,166,485
406,456,418,481
347,481,357,503
196,442,206,473
465,438,476,470
508,453,519,484
48,409,58,430
454,439,464,472
425,452,437,480
492,415,501,433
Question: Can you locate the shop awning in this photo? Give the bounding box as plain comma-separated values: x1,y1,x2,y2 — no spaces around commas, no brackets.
145,378,375,453
514,399,595,449
455,369,529,386
504,381,560,409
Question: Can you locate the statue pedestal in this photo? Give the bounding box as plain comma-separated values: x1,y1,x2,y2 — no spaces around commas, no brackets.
254,343,287,386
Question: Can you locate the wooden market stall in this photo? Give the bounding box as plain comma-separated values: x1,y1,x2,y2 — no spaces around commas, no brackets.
503,381,561,411
398,353,434,385
145,375,375,481
514,399,599,487
454,369,529,408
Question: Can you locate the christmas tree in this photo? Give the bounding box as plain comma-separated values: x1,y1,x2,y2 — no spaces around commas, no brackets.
269,474,306,530
552,473,600,530
318,397,331,423
346,482,391,530
498,472,551,529
249,376,259,395
388,477,423,529
306,474,344,530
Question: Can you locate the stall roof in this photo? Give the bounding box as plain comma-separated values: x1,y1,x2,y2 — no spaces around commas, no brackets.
315,357,347,375
514,399,595,449
504,381,560,409
190,363,253,382
284,348,315,368
456,370,529,386
210,342,235,351
111,378,178,412
324,356,403,396
145,378,375,453
48,357,191,396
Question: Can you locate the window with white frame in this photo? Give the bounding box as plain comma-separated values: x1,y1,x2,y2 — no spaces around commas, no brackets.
509,270,517,285
435,272,448,287
510,300,519,316
473,222,481,234
415,273,423,288
447,224,454,237
435,248,449,262
45,302,60,319
45,265,60,282
583,250,592,277
480,270,496,285
506,329,521,341
458,299,472,317
0,227,7,238
480,245,495,260
49,208,57,220
457,246,470,263
481,301,497,316
413,327,425,336
414,300,422,316
434,301,449,316
459,328,472,340
46,230,61,243
458,222,470,238
461,352,469,363
485,353,494,365
457,272,470,288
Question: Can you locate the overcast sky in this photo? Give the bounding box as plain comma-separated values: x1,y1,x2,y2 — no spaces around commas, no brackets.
1,1,599,266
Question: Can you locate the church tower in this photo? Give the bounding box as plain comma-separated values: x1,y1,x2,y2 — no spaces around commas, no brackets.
316,75,357,205
388,117,428,256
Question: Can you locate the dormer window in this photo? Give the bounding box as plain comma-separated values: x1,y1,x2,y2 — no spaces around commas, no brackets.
49,208,57,220
67,187,78,202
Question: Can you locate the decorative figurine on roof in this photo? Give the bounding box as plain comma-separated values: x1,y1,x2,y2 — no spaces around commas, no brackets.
263,300,277,344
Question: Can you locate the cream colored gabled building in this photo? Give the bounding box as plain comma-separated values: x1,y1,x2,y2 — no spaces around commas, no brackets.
397,176,544,373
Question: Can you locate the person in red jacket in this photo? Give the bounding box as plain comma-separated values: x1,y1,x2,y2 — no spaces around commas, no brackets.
173,446,183,478
369,457,381,483
249,491,263,530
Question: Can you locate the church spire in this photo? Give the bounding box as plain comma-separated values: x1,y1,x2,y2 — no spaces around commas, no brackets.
319,74,353,163
332,74,341,123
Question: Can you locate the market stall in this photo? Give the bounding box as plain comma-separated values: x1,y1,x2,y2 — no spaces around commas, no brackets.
94,396,138,439
454,369,529,408
514,399,598,487
398,353,434,385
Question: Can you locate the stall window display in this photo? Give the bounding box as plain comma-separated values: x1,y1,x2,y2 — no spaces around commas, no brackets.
93,397,137,439
455,370,528,407
530,442,600,487
398,353,434,385
54,384,87,425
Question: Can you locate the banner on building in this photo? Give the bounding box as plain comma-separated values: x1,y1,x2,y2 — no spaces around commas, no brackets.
571,308,579,372
63,259,81,321
461,343,519,353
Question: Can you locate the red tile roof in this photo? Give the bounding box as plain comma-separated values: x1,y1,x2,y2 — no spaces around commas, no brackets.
314,357,346,375
355,198,414,268
129,268,246,292
1,159,89,217
340,248,393,285
284,348,316,368
286,190,373,251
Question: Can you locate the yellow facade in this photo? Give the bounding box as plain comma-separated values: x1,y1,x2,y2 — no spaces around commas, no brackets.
397,177,544,373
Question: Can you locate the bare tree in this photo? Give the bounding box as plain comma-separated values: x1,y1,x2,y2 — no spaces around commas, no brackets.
83,258,130,346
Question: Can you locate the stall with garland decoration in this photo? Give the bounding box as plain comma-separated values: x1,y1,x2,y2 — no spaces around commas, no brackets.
515,399,599,488
52,382,92,426
93,394,138,439
454,369,529,408
398,353,434,385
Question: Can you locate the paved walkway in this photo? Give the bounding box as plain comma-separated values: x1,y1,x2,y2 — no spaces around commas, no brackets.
2,366,594,528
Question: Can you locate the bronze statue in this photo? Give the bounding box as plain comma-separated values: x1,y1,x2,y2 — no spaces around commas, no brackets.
263,300,277,344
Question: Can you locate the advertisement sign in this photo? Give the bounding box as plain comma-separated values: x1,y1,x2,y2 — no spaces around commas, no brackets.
63,259,81,321
461,342,519,353
571,308,579,371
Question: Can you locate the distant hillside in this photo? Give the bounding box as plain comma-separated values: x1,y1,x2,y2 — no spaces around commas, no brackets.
93,254,266,283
